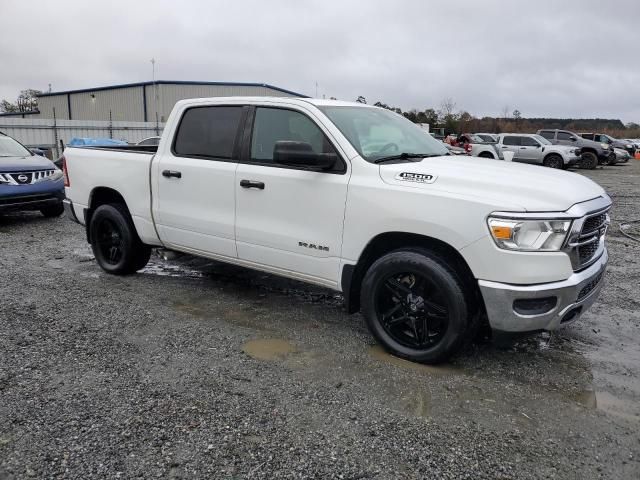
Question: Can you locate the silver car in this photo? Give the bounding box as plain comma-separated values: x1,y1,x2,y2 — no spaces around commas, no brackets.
497,133,581,168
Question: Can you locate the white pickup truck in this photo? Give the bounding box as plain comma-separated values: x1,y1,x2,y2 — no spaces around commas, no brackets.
63,97,611,363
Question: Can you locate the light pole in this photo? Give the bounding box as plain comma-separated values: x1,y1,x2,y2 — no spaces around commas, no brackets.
151,58,159,134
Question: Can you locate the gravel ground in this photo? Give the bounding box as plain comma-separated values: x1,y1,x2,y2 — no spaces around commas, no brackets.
1,161,639,479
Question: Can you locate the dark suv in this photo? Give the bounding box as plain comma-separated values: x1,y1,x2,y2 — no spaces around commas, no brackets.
537,129,615,168
580,133,636,157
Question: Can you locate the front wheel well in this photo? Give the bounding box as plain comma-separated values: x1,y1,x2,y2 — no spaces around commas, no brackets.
342,232,482,315
86,187,130,242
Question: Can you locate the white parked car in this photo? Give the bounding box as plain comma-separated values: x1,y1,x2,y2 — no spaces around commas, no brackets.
62,97,610,363
472,134,580,168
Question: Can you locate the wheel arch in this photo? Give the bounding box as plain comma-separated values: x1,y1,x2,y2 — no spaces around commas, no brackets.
342,232,483,315
86,187,131,243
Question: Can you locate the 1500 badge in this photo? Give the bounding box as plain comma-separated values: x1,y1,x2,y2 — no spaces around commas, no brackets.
396,172,437,184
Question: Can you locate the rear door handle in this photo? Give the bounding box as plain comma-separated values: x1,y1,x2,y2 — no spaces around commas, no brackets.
162,170,182,178
240,179,265,190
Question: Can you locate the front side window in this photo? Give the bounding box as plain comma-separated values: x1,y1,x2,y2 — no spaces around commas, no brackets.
174,106,243,159
539,131,555,140
319,106,447,162
521,136,540,147
0,135,32,157
557,132,574,141
250,107,338,164
502,136,520,146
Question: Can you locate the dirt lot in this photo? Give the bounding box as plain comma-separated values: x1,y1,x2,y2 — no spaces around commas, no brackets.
1,161,639,479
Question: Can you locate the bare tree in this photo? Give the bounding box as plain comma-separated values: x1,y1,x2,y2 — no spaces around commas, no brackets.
0,89,42,113
439,97,456,118
501,105,510,120
356,95,367,104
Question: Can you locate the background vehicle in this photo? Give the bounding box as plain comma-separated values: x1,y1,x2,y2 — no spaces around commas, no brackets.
474,133,498,143
537,129,613,168
444,144,467,155
613,147,630,163
496,133,580,169
580,133,636,156
0,132,65,217
63,97,611,364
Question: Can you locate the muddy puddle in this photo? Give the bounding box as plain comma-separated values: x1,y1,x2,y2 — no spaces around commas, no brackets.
242,339,297,361
574,390,640,423
141,260,205,278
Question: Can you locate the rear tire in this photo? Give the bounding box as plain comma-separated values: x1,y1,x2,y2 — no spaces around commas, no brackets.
360,249,470,364
40,202,64,218
579,152,598,170
543,154,564,169
89,203,151,275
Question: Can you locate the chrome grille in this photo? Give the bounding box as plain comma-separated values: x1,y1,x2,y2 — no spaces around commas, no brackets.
0,170,56,185
565,207,610,271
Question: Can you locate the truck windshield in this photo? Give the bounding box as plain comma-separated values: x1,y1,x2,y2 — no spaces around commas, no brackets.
0,135,32,157
319,106,448,162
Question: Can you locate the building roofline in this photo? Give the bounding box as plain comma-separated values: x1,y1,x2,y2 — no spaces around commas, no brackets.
37,81,307,98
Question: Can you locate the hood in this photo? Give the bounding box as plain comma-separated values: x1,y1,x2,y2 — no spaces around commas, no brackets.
378,155,606,212
0,155,57,173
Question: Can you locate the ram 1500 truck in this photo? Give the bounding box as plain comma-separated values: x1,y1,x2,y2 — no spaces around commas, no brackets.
63,97,611,363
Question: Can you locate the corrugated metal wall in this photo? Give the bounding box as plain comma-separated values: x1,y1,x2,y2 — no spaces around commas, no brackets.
31,83,300,122
70,86,145,122
35,95,70,119
0,118,164,158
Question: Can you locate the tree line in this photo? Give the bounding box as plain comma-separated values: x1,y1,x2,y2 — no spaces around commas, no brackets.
355,96,640,138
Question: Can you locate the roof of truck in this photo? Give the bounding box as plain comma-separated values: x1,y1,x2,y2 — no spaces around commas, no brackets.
174,96,377,109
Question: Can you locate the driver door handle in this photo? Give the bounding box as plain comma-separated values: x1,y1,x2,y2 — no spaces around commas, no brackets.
240,179,265,190
162,170,182,178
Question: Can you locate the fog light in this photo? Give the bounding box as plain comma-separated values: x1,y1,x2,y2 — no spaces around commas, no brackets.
513,297,557,315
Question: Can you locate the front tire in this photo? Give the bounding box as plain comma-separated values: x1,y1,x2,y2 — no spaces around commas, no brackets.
89,204,151,275
579,152,598,170
607,153,617,166
543,154,564,169
40,202,64,217
479,152,494,159
361,249,469,364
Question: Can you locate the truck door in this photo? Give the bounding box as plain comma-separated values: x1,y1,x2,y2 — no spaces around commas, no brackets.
519,136,542,163
234,106,349,286
152,105,246,258
501,136,521,160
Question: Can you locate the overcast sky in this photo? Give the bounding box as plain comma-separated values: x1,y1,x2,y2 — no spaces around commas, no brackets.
1,0,638,122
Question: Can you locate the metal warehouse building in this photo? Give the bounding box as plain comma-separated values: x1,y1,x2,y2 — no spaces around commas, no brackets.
33,81,306,122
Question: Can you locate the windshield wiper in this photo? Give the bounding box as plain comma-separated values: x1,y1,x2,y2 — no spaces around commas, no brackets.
373,153,440,164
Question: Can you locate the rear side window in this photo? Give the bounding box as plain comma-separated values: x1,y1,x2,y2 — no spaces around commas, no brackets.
521,136,539,147
250,107,338,163
503,136,520,146
539,131,555,140
174,106,243,159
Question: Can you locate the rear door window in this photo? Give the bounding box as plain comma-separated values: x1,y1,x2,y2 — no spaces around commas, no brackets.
502,136,521,146
173,106,244,159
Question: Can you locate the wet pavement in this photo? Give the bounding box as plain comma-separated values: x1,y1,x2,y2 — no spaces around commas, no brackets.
1,161,639,478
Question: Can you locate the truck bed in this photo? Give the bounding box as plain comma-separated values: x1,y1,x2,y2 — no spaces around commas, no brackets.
63,146,161,245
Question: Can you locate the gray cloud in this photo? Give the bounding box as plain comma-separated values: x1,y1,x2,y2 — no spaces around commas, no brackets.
1,0,638,122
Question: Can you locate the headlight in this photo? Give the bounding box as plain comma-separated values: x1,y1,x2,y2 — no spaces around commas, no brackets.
626,144,632,149
488,217,572,251
34,169,63,183
601,143,610,149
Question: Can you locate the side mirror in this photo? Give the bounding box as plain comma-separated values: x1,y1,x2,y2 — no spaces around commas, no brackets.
569,137,577,142
534,144,541,148
273,141,337,170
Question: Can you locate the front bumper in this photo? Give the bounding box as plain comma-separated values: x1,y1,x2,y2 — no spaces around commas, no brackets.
478,249,608,332
0,190,64,212
564,155,580,166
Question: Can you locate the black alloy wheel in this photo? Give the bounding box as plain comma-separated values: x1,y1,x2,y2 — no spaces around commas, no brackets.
96,217,124,265
375,272,449,349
